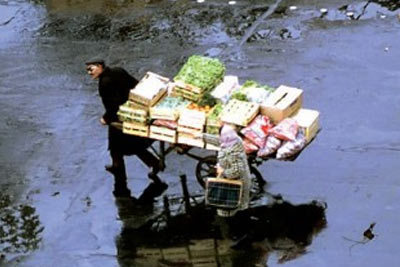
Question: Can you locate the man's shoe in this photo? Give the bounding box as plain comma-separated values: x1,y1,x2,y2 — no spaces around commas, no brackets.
148,172,162,183
105,164,119,175
113,187,131,198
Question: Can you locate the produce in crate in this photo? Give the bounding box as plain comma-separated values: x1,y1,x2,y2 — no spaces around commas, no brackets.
206,103,223,135
150,96,190,121
239,80,275,105
174,55,226,92
210,75,239,103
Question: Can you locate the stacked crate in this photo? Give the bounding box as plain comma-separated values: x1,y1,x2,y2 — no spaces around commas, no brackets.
149,96,190,143
120,72,169,137
171,80,206,103
172,55,225,103
220,99,260,127
204,105,223,150
118,103,149,137
177,108,206,148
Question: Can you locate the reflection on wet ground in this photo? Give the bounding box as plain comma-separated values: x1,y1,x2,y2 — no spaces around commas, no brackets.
114,179,327,266
0,194,43,264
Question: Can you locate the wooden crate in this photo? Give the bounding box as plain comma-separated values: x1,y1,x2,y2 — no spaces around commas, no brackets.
149,125,177,143
122,122,149,137
149,96,189,121
174,80,205,94
178,133,204,148
126,100,150,111
136,248,162,259
171,86,203,103
177,124,204,135
178,108,206,129
150,107,180,121
221,99,259,126
161,247,190,261
205,143,220,151
118,104,148,125
129,72,169,107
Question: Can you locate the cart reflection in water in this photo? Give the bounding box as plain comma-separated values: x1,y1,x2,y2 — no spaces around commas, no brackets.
115,176,327,267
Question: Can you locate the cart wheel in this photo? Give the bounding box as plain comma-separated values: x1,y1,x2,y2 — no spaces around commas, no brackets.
195,155,218,188
249,166,266,199
195,156,267,197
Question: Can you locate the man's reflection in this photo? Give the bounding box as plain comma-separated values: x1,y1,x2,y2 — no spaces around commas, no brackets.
114,185,327,267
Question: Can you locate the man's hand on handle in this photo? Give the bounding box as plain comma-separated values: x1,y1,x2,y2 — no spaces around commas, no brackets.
100,117,107,125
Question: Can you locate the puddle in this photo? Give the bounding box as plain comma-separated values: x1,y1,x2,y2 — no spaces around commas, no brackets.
114,182,327,266
0,194,43,264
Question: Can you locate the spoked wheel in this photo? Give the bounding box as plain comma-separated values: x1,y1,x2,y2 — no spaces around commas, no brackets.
195,155,218,188
195,155,266,198
249,166,266,200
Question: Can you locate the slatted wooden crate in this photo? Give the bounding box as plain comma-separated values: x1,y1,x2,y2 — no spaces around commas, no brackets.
177,125,204,135
129,72,169,107
117,105,148,125
174,80,205,94
178,108,206,130
122,122,149,137
205,143,220,151
171,85,203,103
149,96,190,121
161,247,190,261
178,133,204,148
220,99,260,127
149,125,177,143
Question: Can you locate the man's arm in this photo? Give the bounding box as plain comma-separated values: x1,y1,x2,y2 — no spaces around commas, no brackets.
100,77,120,124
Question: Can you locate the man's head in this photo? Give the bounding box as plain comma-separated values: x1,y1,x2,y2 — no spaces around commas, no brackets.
85,58,105,79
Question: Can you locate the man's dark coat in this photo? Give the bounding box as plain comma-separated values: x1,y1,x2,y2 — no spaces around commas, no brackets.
98,66,152,155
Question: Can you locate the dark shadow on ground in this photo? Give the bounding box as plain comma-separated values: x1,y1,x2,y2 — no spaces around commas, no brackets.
114,183,327,267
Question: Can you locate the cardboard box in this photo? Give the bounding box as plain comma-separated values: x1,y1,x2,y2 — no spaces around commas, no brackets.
260,85,303,123
291,108,320,143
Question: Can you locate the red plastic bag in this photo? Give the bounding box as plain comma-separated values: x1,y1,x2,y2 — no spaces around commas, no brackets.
243,137,259,154
257,135,282,158
240,115,273,147
270,118,298,141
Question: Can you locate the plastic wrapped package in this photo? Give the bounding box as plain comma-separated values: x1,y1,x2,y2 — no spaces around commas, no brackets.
276,132,307,159
269,118,298,141
243,138,259,154
240,115,273,147
211,75,239,103
257,135,282,158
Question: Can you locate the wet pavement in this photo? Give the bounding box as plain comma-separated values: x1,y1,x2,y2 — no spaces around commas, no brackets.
1,0,400,266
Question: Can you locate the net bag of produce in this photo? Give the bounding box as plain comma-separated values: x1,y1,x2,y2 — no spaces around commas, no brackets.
257,135,282,158
276,132,307,159
270,118,298,141
240,115,273,148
